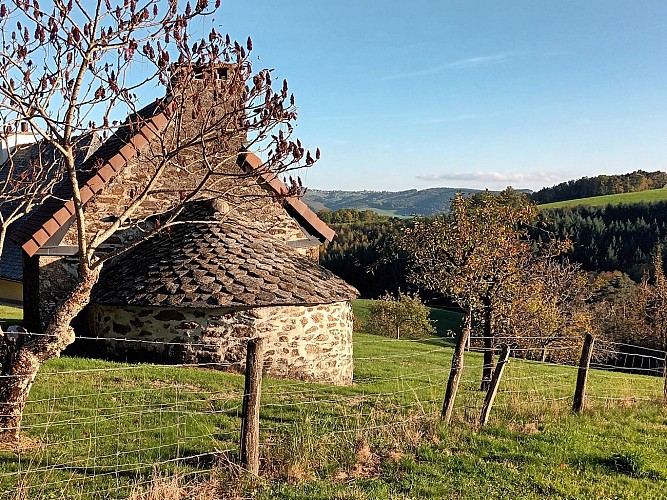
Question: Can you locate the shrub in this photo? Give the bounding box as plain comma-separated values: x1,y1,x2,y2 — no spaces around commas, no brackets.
366,292,435,339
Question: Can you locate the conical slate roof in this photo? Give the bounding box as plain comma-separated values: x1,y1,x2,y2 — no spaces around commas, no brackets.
91,201,358,308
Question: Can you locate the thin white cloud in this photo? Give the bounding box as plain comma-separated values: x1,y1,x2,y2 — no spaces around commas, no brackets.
382,53,511,81
417,171,563,185
410,113,499,125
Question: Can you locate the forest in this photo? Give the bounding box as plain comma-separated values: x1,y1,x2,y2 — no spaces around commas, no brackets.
320,196,667,368
321,201,667,292
535,202,667,280
530,170,667,204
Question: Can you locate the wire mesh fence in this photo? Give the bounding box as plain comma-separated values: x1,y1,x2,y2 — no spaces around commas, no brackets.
1,330,665,498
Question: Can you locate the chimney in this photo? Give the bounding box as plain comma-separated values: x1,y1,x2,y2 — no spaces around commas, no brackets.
166,62,244,137
168,62,231,91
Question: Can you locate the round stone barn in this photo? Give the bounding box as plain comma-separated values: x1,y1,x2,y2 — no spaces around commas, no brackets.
87,201,358,385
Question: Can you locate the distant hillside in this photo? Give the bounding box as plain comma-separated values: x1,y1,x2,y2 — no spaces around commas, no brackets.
531,170,667,204
540,188,667,209
304,187,495,216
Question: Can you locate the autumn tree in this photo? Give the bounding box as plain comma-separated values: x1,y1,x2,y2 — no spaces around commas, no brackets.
500,259,594,363
627,247,667,351
0,0,316,442
398,189,547,389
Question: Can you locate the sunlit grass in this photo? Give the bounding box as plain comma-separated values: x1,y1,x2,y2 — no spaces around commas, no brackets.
540,188,667,209
1,301,665,498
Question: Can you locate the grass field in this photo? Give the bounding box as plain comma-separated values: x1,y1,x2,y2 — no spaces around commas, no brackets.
1,302,666,498
539,188,667,209
0,303,22,329
367,208,413,219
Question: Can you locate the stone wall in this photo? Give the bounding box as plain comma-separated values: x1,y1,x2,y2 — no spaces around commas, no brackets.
85,301,354,385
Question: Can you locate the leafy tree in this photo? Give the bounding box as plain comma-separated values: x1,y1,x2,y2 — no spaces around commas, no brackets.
366,291,435,339
0,0,316,442
397,189,563,389
499,259,594,363
631,247,667,351
320,216,409,297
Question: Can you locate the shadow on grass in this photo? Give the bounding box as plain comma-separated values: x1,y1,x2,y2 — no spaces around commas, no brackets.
582,452,665,480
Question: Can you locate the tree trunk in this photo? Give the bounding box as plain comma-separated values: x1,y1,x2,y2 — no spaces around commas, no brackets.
0,269,99,442
541,347,547,363
481,297,494,391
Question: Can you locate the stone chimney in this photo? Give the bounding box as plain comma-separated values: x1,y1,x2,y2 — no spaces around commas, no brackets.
167,62,247,148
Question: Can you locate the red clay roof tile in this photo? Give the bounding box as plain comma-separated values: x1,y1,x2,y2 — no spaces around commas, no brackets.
16,101,170,256
79,185,95,204
107,154,125,172
53,207,71,225
32,228,50,246
42,218,60,237
237,151,335,242
23,239,39,256
87,174,106,192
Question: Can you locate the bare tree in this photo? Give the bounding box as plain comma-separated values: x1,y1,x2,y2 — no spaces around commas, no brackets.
0,0,316,442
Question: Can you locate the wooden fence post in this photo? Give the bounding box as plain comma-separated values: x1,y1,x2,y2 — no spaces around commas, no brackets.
573,333,595,414
441,316,471,424
479,344,510,426
240,338,265,475
663,353,667,403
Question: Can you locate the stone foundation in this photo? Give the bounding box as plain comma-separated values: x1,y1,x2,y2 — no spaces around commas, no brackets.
85,301,354,385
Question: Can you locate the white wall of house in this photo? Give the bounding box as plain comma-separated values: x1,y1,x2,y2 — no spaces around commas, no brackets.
0,130,38,164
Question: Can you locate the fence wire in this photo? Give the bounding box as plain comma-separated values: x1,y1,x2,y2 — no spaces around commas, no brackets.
0,330,665,498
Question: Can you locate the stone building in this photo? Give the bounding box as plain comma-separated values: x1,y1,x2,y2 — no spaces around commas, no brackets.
4,65,358,384
86,201,357,385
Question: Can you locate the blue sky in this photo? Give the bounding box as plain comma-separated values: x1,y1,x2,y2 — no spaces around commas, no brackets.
216,0,667,192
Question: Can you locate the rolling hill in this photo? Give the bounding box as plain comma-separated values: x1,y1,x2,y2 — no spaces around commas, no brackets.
303,187,508,216
539,188,667,209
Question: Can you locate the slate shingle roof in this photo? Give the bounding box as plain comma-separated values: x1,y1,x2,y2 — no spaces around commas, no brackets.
0,238,21,281
91,201,357,308
0,135,98,282
12,101,167,256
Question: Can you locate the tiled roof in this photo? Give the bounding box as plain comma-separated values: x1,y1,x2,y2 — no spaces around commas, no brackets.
0,233,22,281
12,99,335,256
1,134,98,217
91,201,357,308
237,151,335,242
0,135,98,282
12,101,170,256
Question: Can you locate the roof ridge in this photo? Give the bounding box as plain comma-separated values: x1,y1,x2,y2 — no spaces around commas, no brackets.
13,101,172,256
236,151,335,243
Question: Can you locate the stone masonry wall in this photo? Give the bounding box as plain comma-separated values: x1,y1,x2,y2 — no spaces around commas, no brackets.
39,117,316,325
86,301,354,385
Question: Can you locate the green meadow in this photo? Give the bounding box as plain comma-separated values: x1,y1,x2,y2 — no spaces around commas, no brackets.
0,302,665,499
539,188,667,209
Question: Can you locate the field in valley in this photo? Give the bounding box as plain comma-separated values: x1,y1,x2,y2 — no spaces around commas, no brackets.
539,188,667,209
